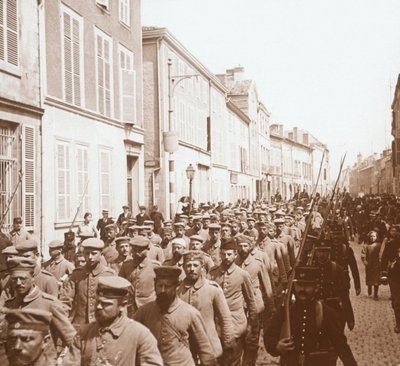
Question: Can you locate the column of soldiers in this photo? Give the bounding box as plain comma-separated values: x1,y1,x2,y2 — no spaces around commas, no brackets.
0,198,363,366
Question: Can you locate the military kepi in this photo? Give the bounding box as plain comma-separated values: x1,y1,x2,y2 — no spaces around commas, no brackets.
294,266,319,283
7,257,36,271
81,238,104,249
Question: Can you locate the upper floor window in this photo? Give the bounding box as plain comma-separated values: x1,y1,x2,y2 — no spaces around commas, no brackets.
61,5,84,106
119,44,136,123
95,28,113,118
0,0,18,69
119,0,130,26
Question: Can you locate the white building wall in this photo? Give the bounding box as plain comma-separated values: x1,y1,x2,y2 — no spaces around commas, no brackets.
42,105,143,250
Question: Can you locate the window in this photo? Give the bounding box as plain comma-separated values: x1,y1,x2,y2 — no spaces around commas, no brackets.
56,141,72,221
119,45,136,123
61,5,83,106
76,145,89,214
23,126,35,230
0,0,18,68
95,28,113,117
99,148,112,211
119,0,130,26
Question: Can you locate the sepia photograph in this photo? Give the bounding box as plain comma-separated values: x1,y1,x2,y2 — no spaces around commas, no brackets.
0,0,400,365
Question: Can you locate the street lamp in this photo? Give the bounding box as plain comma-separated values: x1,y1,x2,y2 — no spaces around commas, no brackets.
186,164,196,214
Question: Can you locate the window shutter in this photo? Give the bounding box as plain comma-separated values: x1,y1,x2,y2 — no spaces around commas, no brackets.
72,18,81,106
23,125,35,230
63,12,73,103
0,0,4,62
122,68,135,122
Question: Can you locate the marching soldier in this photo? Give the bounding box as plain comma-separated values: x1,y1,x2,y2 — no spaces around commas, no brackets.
4,257,77,359
59,238,115,326
109,236,132,273
178,250,236,360
274,218,296,268
43,240,74,284
188,235,215,273
119,236,160,314
235,235,275,366
264,266,358,366
78,276,163,365
203,223,222,266
102,223,119,265
134,266,218,366
185,216,209,242
163,237,187,281
7,217,31,246
4,308,55,366
160,227,174,261
209,238,258,366
15,239,58,297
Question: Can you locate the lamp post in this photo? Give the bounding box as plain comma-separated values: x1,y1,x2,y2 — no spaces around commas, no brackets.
186,164,195,215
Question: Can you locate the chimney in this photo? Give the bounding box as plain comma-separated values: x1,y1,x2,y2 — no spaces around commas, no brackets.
288,132,294,140
357,153,362,165
233,66,245,81
303,132,309,145
279,124,284,136
293,127,298,142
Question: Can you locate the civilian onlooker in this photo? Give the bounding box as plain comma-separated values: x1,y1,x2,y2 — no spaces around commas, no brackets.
361,230,382,299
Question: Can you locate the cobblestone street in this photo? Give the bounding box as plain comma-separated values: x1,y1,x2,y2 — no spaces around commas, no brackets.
257,241,400,366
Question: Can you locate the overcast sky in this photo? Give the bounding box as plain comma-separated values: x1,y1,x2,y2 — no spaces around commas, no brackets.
142,0,400,175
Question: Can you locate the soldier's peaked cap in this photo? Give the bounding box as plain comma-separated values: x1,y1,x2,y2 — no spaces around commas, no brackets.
97,276,132,298
81,238,104,250
154,266,181,281
208,223,221,230
221,237,237,251
294,266,319,283
236,235,252,245
273,218,285,225
7,257,36,271
182,250,204,263
15,239,38,252
4,308,52,332
48,240,63,249
173,222,185,228
129,236,150,248
171,237,187,247
189,235,204,243
105,223,117,230
143,220,154,225
115,236,131,246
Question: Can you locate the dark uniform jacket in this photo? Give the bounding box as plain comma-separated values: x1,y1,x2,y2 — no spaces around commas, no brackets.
96,217,114,241
330,243,360,292
264,300,358,366
59,264,115,324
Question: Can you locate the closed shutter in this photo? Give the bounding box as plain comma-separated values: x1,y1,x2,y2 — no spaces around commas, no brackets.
0,0,18,66
96,31,112,117
63,7,81,106
23,125,34,230
56,142,71,220
76,145,89,213
99,149,111,211
120,49,136,123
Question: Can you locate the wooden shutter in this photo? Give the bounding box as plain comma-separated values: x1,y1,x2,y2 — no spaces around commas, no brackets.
23,125,34,230
63,9,81,106
0,0,18,66
120,50,135,123
97,35,104,114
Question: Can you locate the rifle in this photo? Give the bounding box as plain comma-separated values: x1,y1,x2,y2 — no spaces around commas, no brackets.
69,179,90,231
279,150,325,340
0,171,23,229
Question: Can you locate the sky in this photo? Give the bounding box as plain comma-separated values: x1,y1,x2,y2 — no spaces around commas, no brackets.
142,0,400,175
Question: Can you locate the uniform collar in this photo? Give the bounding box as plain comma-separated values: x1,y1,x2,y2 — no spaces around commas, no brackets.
99,314,128,337
88,263,106,276
138,256,150,268
221,263,237,274
21,285,41,302
52,255,65,264
166,297,181,314
183,275,206,290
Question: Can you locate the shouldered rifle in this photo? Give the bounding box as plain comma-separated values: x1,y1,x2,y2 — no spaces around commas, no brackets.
69,179,90,232
0,171,23,229
279,151,325,340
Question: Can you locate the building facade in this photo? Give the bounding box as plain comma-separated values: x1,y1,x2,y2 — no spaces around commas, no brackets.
0,0,42,237
392,74,400,195
40,0,144,246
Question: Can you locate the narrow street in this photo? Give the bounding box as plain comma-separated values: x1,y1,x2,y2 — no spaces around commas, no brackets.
257,241,400,366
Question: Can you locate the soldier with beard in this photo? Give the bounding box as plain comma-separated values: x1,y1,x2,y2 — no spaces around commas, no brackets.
134,266,218,366
109,236,132,273
78,276,163,366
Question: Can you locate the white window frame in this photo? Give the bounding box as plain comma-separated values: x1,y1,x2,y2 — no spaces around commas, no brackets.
119,0,130,26
118,43,136,123
95,27,114,118
0,0,19,73
60,4,85,107
55,139,72,221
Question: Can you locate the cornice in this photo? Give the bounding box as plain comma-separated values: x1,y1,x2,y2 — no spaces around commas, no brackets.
0,97,44,116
